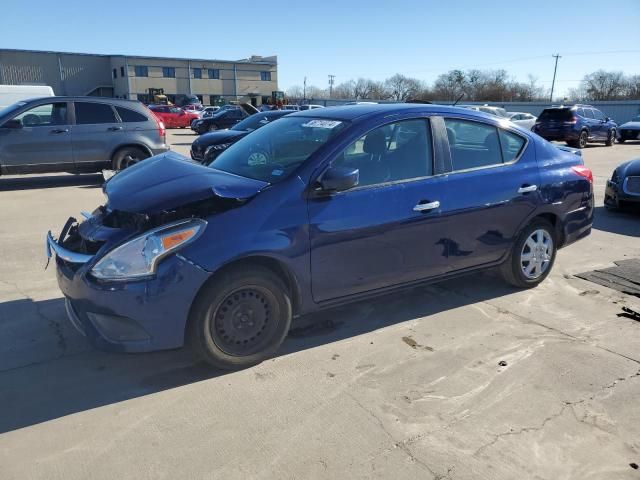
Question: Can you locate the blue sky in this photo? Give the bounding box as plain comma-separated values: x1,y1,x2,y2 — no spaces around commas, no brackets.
1,0,639,96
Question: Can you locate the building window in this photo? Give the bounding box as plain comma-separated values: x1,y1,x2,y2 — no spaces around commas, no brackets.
193,68,202,79
162,67,176,78
210,95,222,105
260,71,272,81
208,69,220,79
120,66,125,77
112,68,117,79
135,65,148,77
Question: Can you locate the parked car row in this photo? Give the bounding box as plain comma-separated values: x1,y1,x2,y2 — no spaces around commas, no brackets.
45,103,597,370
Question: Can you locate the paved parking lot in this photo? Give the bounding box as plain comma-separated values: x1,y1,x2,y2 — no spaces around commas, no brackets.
1,131,639,479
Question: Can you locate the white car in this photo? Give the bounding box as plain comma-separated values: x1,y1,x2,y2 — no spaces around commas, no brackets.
299,104,324,110
508,112,537,131
201,106,221,118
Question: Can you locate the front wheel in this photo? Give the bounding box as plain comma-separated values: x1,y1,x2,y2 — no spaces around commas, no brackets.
188,266,292,370
499,219,557,288
605,129,616,147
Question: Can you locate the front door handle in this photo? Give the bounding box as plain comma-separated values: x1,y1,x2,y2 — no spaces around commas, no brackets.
108,126,123,131
51,128,69,134
517,185,538,194
413,200,440,212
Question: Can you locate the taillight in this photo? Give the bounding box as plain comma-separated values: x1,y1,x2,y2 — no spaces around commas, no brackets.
566,116,577,124
157,119,166,138
571,165,593,183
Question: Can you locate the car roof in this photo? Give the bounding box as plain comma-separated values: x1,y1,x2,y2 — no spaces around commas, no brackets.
287,103,504,122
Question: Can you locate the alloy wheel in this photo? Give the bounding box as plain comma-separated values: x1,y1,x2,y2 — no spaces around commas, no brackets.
520,229,554,280
579,131,588,148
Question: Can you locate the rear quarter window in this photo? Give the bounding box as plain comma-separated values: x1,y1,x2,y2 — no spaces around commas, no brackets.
115,106,148,122
499,130,526,162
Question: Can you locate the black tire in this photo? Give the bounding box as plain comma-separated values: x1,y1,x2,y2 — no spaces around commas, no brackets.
208,124,218,132
499,219,557,289
112,146,149,171
188,266,292,370
577,130,588,149
605,129,616,147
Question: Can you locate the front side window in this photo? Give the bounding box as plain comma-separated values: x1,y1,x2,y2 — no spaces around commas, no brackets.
584,109,595,119
260,71,272,81
75,102,117,124
445,119,503,170
208,69,220,79
210,117,346,183
169,107,182,114
162,67,176,78
193,68,202,79
135,65,148,77
13,103,68,127
593,109,605,120
333,119,432,187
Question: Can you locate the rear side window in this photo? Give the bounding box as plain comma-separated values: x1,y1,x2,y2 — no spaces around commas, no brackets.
445,119,502,171
335,119,433,187
584,109,595,119
116,106,148,123
538,108,573,121
576,108,585,117
75,102,117,124
499,130,526,162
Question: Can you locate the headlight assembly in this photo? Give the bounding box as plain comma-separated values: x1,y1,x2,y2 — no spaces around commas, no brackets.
91,219,206,281
205,143,232,157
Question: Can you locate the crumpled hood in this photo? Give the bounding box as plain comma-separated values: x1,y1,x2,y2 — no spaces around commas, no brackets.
104,152,268,214
620,121,640,129
192,129,246,148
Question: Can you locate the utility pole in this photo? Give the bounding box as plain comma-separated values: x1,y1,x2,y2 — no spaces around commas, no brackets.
328,74,335,98
303,76,307,101
549,54,561,103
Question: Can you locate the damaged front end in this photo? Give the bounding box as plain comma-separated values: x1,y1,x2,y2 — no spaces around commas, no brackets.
46,152,268,352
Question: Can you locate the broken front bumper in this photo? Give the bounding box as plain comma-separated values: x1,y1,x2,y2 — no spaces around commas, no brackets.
46,231,210,353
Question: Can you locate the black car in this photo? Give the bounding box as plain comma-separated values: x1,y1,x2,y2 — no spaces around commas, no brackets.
605,158,640,210
190,110,292,163
191,104,258,134
618,115,640,143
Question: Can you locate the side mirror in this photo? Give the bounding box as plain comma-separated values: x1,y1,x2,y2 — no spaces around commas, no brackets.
1,119,22,129
605,117,611,122
319,166,359,193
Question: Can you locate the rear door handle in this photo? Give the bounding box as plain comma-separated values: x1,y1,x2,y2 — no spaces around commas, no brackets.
517,185,538,194
413,200,440,212
51,128,69,134
108,126,123,131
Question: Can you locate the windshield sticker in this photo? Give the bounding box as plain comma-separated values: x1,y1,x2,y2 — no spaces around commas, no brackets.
271,169,284,176
248,152,268,166
302,120,342,129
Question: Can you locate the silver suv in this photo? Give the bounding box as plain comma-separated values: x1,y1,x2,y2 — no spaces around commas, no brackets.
0,96,169,175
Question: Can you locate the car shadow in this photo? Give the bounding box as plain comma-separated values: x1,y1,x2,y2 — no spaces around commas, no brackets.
0,174,103,191
0,271,517,433
592,205,640,237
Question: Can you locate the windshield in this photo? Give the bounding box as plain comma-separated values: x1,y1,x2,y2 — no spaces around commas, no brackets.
210,117,347,183
231,113,286,132
0,101,27,118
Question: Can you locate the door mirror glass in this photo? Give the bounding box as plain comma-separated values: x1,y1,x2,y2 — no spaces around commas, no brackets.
2,119,22,129
320,166,359,192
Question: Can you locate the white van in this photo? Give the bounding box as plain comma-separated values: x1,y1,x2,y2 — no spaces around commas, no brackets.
0,85,54,110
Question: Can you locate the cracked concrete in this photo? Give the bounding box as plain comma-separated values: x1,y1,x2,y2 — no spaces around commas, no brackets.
0,135,639,479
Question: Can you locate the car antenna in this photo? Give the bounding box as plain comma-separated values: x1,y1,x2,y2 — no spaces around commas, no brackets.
452,93,465,106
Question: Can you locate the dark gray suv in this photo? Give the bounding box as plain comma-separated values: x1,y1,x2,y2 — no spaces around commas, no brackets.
0,96,169,175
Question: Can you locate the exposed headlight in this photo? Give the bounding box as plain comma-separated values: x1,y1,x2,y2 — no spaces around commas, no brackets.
195,120,203,126
91,219,206,281
205,143,232,157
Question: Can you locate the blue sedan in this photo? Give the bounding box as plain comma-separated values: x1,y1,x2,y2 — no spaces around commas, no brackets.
47,104,594,369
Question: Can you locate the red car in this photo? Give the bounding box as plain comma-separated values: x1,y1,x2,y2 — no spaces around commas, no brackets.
148,105,199,128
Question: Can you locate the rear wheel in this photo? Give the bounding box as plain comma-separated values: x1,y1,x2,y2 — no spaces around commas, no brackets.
499,219,557,288
188,266,292,370
605,129,616,147
112,146,149,171
577,130,588,149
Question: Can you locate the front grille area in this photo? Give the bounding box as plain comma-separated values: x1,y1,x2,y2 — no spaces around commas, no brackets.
625,176,640,194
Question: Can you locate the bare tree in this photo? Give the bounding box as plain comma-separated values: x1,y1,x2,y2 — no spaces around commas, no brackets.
332,80,356,99
286,85,303,99
582,70,627,100
385,74,422,101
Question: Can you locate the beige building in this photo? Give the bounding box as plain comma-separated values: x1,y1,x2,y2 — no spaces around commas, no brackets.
0,49,278,107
